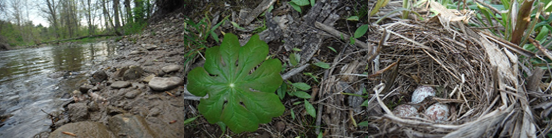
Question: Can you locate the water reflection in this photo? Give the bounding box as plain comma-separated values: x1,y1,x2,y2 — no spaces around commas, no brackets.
0,42,116,137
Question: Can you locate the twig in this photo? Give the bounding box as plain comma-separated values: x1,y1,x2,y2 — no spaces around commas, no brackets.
315,70,329,134
314,21,371,49
282,64,310,80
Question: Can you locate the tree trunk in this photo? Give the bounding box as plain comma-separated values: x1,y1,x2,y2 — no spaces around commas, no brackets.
113,0,121,35
45,0,59,38
134,0,144,23
124,0,131,24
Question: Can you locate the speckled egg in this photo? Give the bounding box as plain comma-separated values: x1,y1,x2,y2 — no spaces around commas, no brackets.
424,103,449,122
392,104,418,118
411,86,435,104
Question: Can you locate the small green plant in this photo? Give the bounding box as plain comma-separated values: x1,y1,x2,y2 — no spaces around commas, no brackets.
277,81,316,118
289,0,315,13
187,33,284,133
183,15,229,66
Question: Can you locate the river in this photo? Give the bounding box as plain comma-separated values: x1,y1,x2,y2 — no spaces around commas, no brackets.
0,42,116,137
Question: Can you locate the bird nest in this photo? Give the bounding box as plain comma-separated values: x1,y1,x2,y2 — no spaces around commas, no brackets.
358,5,542,137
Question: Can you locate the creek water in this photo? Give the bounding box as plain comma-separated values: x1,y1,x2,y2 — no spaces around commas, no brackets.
0,42,116,137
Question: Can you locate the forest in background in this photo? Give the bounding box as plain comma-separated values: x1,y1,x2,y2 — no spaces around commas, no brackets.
0,0,157,47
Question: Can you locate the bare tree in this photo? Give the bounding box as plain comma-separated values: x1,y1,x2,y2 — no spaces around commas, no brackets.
124,0,131,24
113,0,121,35
80,0,93,35
43,0,59,38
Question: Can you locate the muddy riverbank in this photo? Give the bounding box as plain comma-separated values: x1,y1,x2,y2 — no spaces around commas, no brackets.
39,12,191,138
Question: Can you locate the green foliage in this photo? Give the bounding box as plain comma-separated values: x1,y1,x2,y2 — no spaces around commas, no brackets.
370,0,390,17
313,62,330,69
304,99,316,118
183,116,199,125
289,0,315,13
277,81,317,120
187,33,284,133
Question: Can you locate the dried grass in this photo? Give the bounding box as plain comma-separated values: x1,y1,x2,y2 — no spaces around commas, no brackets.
345,2,545,137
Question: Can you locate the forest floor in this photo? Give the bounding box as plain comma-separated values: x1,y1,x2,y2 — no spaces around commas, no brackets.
41,0,552,137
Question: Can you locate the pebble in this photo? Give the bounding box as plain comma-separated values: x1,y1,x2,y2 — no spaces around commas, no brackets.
143,74,155,83
125,90,142,99
90,70,108,84
111,81,131,88
161,65,181,73
68,103,89,122
148,77,183,91
142,44,158,50
123,66,144,80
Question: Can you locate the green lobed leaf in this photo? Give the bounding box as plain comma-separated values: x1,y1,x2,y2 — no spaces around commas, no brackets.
187,33,285,133
313,62,330,69
304,100,316,118
292,82,311,90
310,0,315,7
293,91,312,99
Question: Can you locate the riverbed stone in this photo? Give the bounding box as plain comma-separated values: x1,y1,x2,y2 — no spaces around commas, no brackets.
148,77,183,91
90,70,107,84
48,121,116,138
111,81,131,88
142,44,158,50
107,106,125,115
67,103,89,122
143,74,155,82
123,66,144,80
162,65,181,73
125,90,142,99
108,114,159,138
148,107,162,117
79,83,94,93
130,50,143,55
113,66,129,78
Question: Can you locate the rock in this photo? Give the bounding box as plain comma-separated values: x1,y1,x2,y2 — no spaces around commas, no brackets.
90,70,108,84
143,74,155,82
142,44,158,50
67,103,89,122
148,77,183,91
161,65,181,73
125,90,142,99
108,114,159,138
130,50,143,55
88,101,99,112
34,131,50,138
48,121,116,138
107,106,125,116
148,107,161,117
111,81,131,88
123,66,144,80
0,42,11,51
53,118,69,128
79,84,94,93
113,66,129,78
132,82,146,89
142,60,154,66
